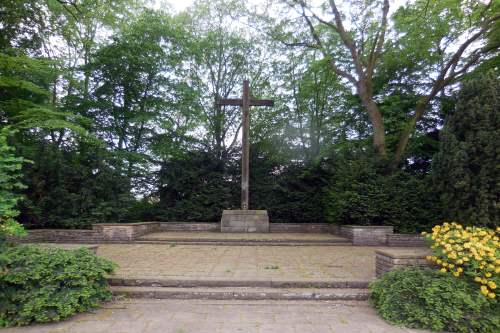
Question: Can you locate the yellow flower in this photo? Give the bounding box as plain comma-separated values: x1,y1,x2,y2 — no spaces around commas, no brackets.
488,281,497,289
474,277,482,283
440,268,447,273
488,293,496,299
480,285,489,295
485,272,492,278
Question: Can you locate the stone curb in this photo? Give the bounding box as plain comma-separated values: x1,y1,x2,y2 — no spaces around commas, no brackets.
111,286,371,301
133,240,353,246
15,240,353,246
108,278,371,289
137,238,350,243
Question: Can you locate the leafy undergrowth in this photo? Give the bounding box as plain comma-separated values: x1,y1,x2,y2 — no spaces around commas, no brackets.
0,243,116,327
370,267,500,333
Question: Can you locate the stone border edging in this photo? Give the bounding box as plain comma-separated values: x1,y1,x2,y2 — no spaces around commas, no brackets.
375,248,431,277
107,277,371,289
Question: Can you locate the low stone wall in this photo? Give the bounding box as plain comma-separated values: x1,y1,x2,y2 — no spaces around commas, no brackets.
93,222,159,241
386,234,427,247
340,225,394,245
11,222,160,243
158,222,219,232
9,229,102,243
269,223,333,233
11,222,424,245
375,248,431,277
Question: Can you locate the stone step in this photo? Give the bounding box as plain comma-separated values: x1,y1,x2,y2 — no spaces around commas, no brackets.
108,277,371,289
111,286,370,301
133,240,352,246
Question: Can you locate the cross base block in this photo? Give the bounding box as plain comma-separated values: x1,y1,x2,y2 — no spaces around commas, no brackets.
220,210,269,233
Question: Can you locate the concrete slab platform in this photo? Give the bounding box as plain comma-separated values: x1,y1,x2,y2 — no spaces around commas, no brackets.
96,244,378,282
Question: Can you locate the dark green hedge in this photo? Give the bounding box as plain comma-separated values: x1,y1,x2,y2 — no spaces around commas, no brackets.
323,152,443,233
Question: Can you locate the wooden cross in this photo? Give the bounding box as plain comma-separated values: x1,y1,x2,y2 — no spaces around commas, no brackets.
217,80,274,210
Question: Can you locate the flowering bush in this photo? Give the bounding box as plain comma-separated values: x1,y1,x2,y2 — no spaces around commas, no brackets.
422,222,499,299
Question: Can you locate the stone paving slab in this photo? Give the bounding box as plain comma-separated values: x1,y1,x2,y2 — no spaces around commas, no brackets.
97,244,377,281
140,232,347,242
2,299,434,333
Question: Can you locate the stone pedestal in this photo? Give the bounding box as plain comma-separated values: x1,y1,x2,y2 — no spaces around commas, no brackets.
220,210,269,233
375,248,431,277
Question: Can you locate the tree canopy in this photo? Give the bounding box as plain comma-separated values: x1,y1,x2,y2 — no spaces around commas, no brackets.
0,0,498,232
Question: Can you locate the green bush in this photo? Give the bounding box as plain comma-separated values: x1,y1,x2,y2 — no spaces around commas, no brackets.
370,267,500,333
0,244,116,327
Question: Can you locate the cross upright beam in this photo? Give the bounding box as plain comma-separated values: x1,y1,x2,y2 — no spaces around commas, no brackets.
217,80,274,210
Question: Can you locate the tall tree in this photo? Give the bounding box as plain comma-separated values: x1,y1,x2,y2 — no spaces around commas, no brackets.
268,0,499,166
433,72,499,227
186,0,271,159
90,10,199,188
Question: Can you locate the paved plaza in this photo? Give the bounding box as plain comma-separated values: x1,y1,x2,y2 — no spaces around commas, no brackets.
97,244,376,282
2,299,433,333
10,239,434,332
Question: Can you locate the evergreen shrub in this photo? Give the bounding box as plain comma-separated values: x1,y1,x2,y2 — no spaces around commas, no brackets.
433,73,499,227
370,267,500,333
0,244,115,327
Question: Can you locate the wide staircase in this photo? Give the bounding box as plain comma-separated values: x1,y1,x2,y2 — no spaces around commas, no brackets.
110,279,370,301
105,231,371,301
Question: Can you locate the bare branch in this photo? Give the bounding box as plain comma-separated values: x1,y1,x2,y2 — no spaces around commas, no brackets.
55,0,80,21
280,41,320,49
294,1,357,83
366,0,389,78
297,1,325,52
328,0,363,77
328,60,357,84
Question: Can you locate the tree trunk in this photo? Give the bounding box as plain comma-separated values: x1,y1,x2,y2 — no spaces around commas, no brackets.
357,81,386,156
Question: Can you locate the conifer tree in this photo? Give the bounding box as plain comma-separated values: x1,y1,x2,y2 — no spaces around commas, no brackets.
433,72,499,227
